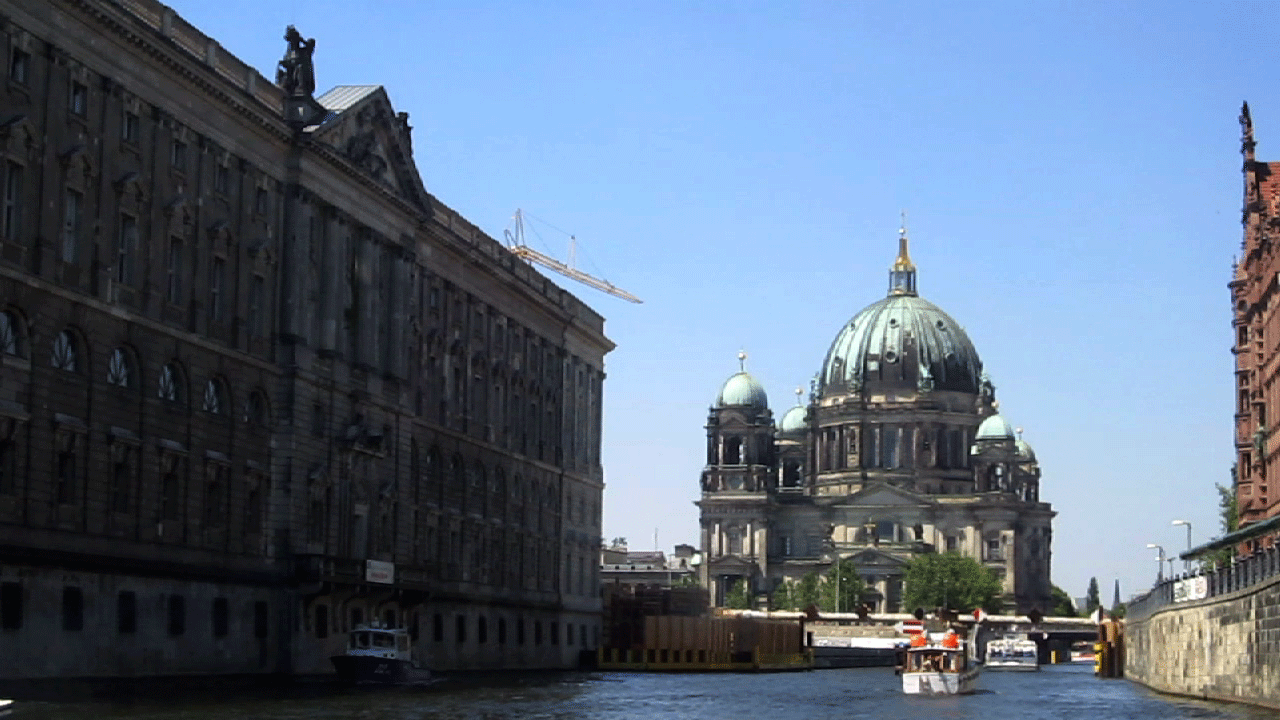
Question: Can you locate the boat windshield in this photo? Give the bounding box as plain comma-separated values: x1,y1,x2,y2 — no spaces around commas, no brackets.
372,632,395,648
353,632,370,648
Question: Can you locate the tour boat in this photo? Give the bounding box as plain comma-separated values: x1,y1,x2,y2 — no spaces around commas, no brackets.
900,631,981,695
330,623,431,684
984,636,1040,671
0,698,12,717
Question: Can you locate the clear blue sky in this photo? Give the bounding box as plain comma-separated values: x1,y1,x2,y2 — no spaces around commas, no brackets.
166,0,1277,606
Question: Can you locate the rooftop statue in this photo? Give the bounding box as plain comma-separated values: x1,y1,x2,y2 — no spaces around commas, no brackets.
277,25,316,97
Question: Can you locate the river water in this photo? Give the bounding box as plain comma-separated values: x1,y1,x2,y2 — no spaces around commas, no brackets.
7,664,1276,720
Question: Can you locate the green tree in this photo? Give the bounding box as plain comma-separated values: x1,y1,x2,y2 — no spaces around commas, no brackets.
770,580,796,611
724,578,751,609
820,557,867,612
794,571,822,611
1085,577,1100,614
1205,474,1239,570
902,552,1003,614
1049,584,1077,617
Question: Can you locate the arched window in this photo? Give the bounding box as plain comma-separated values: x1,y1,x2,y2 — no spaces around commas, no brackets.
107,347,132,387
51,330,76,372
0,310,23,356
725,436,743,465
244,390,267,425
202,378,227,415
158,362,183,403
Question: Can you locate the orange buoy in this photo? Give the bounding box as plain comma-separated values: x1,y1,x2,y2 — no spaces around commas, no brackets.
910,634,927,647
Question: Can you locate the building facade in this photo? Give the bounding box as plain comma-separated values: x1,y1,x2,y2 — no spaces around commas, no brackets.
1232,102,1280,535
0,0,610,678
697,231,1054,614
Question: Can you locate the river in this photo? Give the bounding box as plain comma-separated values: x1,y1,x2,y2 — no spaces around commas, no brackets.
6,663,1276,720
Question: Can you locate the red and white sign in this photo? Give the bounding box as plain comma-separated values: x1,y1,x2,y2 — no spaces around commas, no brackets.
365,559,395,584
973,608,988,623
895,619,924,635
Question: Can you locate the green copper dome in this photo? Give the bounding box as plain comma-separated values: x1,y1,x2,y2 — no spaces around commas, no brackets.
976,413,1017,441
778,405,807,437
818,231,983,397
716,372,769,410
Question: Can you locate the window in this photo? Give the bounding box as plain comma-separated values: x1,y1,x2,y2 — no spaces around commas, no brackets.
171,139,186,172
107,348,131,388
0,311,19,356
121,109,138,143
51,330,76,372
248,275,265,337
158,363,180,403
61,188,81,263
62,586,83,631
160,459,181,521
117,215,137,286
214,164,228,194
109,443,134,513
117,591,136,633
204,463,227,528
55,434,78,505
433,613,443,642
69,82,87,116
455,614,465,643
202,379,225,415
312,403,325,436
8,48,29,84
2,161,21,240
212,597,229,638
167,238,183,304
478,616,488,644
254,187,267,215
167,595,185,636
244,391,266,425
0,437,14,495
209,257,225,322
1,581,21,629
254,601,268,639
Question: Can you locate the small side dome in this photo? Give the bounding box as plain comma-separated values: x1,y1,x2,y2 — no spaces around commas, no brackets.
779,405,807,437
975,413,1016,441
1015,438,1036,462
716,372,769,410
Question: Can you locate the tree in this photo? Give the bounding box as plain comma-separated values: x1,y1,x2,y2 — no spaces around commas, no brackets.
1049,584,1077,617
794,571,822,612
724,578,751,609
902,552,1003,614
1085,577,1100,614
770,580,796,611
1205,474,1240,570
820,557,867,612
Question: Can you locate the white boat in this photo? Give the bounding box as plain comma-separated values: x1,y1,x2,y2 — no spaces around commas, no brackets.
0,699,12,718
985,636,1040,671
900,631,981,695
330,623,431,684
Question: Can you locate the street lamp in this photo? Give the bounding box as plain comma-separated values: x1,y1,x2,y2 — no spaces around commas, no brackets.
1146,543,1166,584
1172,520,1192,573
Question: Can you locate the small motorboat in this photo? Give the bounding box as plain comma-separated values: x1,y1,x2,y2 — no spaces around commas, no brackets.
900,630,981,695
0,698,12,717
330,622,431,684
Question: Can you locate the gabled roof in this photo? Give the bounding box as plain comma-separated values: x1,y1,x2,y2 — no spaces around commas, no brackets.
307,85,429,213
841,482,930,508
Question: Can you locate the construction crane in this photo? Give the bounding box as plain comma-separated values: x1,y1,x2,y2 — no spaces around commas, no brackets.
503,209,642,304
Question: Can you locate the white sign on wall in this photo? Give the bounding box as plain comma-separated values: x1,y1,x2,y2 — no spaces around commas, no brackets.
366,559,395,584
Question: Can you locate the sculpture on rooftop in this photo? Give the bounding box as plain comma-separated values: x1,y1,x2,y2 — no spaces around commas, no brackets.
277,25,316,97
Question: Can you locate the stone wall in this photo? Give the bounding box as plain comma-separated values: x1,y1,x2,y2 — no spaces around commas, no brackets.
1125,572,1280,709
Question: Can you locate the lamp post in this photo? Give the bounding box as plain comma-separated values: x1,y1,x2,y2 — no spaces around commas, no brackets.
1172,520,1192,573
1146,543,1166,584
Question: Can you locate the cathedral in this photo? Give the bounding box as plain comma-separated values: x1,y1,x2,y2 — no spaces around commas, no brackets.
696,228,1055,614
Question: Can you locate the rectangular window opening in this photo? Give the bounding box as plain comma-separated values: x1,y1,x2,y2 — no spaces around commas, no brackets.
117,590,136,633
62,586,83,631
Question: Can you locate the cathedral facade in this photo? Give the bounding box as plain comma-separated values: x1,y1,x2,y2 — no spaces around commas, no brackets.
697,231,1054,614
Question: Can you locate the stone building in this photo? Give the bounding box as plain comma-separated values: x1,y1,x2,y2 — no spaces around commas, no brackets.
0,0,610,678
697,229,1054,614
1232,102,1280,535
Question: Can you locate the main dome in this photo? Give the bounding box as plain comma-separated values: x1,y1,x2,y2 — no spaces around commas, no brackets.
818,230,983,396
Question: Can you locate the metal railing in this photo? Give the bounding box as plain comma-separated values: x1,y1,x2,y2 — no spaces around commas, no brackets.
1127,542,1280,621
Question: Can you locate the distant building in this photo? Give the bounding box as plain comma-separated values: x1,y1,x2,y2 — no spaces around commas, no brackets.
1233,103,1280,536
600,544,699,588
697,230,1055,614
0,0,610,678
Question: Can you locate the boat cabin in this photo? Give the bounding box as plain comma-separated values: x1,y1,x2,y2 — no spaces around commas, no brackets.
904,647,970,674
345,624,411,660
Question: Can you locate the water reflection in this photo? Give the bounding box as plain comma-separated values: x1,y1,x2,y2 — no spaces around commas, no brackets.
6,665,1276,720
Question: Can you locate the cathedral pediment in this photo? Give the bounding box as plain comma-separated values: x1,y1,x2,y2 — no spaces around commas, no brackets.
842,482,928,508
309,86,429,212
846,548,909,568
